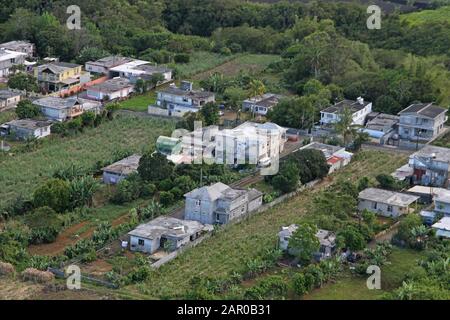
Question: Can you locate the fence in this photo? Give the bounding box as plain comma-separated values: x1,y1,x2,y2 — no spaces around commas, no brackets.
47,267,118,289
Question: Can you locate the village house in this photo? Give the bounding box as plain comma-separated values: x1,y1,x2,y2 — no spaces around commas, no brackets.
108,59,172,83
242,93,284,116
358,188,419,218
1,119,52,140
128,216,211,254
35,62,90,93
0,90,21,111
101,154,141,185
278,225,337,261
406,145,450,188
419,188,450,224
407,186,450,204
398,103,447,143
86,77,133,101
320,97,372,126
299,142,353,174
85,56,133,75
432,216,450,239
149,81,215,117
32,97,102,122
214,122,287,168
362,112,399,145
0,48,27,78
0,41,35,57
184,182,263,225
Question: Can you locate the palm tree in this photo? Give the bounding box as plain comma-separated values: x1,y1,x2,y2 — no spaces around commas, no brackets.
248,80,266,119
333,107,359,146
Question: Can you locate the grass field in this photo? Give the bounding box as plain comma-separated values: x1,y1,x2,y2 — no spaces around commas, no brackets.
0,115,175,209
0,110,17,124
119,91,157,112
401,6,450,26
304,248,426,300
433,130,450,149
118,150,408,298
170,51,239,79
192,54,281,81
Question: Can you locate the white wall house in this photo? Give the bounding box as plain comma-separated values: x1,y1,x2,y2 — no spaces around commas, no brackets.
398,103,447,142
5,119,52,140
86,77,134,101
320,97,372,126
358,188,419,218
242,93,284,116
432,217,450,239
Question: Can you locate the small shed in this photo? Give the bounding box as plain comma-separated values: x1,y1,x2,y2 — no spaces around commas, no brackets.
101,154,141,184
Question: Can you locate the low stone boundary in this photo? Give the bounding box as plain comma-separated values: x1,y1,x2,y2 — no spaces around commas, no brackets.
150,232,213,269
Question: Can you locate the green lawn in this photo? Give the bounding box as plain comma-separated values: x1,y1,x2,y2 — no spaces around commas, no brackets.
192,53,281,81
118,150,408,298
303,248,427,300
0,110,17,124
0,115,175,209
169,51,238,79
433,131,450,149
119,91,157,112
401,6,450,26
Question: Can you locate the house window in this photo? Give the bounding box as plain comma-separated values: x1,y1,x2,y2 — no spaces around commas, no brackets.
195,200,201,206
387,205,393,212
372,202,378,209
138,239,145,246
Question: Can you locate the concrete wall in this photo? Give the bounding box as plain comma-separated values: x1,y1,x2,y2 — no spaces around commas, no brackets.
358,199,406,218
129,235,159,254
148,106,170,117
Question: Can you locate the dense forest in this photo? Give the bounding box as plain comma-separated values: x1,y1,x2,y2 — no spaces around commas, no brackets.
1,0,449,122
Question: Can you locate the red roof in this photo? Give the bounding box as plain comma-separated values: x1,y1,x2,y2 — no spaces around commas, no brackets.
327,156,343,165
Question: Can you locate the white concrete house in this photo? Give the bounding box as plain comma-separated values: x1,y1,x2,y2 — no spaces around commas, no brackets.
3,119,52,140
242,93,284,116
128,216,209,254
320,97,372,126
358,188,419,218
0,90,21,110
398,103,447,142
86,77,133,101
432,217,450,239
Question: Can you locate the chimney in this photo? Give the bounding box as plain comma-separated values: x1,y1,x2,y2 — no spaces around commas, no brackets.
357,96,364,105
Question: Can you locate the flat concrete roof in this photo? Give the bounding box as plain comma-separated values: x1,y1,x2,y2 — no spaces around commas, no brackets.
128,216,207,240
359,188,419,207
411,145,450,163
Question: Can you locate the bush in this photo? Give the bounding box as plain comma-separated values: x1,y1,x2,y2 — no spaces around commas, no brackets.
111,174,142,204
174,53,190,63
292,273,309,296
24,206,62,244
33,179,71,213
159,191,175,207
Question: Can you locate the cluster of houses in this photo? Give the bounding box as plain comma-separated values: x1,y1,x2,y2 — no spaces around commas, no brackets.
126,182,263,256
0,39,177,141
319,96,448,148
100,152,264,256
279,144,450,259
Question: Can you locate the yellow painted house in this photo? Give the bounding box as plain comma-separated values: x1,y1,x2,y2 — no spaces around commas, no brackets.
35,62,89,93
